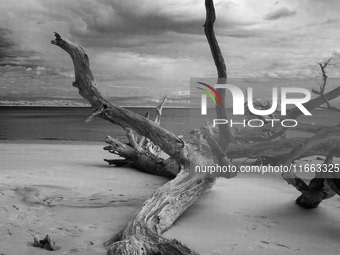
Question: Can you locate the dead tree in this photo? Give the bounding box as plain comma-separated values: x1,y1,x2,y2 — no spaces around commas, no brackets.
53,31,208,253
312,54,340,112
51,1,236,253
51,0,340,253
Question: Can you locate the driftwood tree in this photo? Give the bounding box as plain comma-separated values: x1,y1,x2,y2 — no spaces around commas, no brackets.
52,0,340,253
312,54,340,112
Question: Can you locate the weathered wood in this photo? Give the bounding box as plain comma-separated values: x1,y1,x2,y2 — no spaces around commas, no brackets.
280,131,340,208
125,128,139,150
281,148,338,208
51,2,225,254
201,126,238,179
50,2,340,254
52,33,205,254
105,170,215,254
279,124,340,166
204,0,234,151
52,33,186,161
227,136,340,159
234,85,340,140
319,147,340,196
33,234,58,251
295,176,336,208
104,136,179,178
154,95,167,125
312,56,340,112
134,95,167,150
288,86,340,119
290,122,333,134
104,158,130,167
102,96,175,176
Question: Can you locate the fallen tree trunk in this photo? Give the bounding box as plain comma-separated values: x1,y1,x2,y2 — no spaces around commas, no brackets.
51,1,233,254
51,1,340,254
104,170,215,254
52,32,204,254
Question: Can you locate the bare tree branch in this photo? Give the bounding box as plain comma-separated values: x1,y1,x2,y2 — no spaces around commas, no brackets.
204,0,234,151
52,32,186,161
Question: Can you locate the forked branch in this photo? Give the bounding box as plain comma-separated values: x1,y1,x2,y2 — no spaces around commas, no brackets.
52,32,186,161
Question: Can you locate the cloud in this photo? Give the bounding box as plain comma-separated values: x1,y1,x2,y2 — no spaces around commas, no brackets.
321,18,339,25
0,27,45,69
0,28,18,62
264,7,296,20
36,0,261,49
222,29,264,38
1,0,340,102
35,0,206,49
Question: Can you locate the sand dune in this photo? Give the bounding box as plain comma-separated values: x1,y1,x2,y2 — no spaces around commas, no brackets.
1,142,340,254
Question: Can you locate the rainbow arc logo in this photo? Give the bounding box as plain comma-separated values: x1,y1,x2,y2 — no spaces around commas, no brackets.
196,82,223,106
196,82,223,115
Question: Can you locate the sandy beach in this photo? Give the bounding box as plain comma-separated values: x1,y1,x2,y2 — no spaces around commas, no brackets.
1,141,340,255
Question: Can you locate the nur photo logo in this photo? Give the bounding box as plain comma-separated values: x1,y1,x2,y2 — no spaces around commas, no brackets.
195,81,312,128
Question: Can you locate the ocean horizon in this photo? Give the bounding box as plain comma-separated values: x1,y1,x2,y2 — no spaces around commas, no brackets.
1,106,339,144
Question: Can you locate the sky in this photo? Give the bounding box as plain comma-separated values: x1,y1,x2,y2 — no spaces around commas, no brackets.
1,0,340,106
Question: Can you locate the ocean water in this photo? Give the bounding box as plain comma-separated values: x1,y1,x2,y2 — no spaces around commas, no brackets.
0,106,338,143
0,107,197,142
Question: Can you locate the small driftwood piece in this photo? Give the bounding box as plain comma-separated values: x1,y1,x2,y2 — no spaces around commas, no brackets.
33,234,59,251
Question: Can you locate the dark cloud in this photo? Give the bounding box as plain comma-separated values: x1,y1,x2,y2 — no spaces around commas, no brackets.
0,28,17,61
35,0,261,50
321,18,339,25
264,7,296,20
62,0,204,49
41,0,250,49
93,6,202,35
305,17,339,28
0,27,44,68
223,30,264,38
